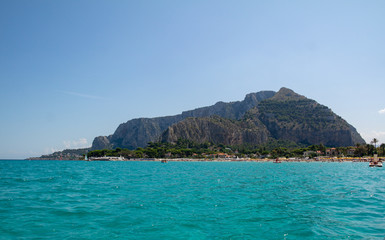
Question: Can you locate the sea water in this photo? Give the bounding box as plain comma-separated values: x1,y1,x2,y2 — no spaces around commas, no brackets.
0,160,384,240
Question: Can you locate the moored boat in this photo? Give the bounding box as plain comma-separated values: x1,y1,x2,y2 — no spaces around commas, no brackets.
369,161,382,167
369,154,382,167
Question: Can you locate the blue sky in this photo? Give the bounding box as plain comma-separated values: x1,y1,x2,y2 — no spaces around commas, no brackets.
1,0,384,159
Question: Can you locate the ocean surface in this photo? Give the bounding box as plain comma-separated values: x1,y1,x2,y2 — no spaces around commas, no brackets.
0,160,384,240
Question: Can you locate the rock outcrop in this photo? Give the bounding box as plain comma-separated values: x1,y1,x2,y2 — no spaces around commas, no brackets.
91,136,112,150
161,116,270,146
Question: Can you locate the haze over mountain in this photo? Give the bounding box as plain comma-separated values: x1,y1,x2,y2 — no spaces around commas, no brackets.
91,88,365,150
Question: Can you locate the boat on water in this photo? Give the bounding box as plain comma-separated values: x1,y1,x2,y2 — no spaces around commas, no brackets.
161,159,168,163
369,161,382,167
369,154,382,167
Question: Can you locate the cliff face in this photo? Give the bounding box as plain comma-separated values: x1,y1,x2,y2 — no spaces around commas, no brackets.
108,117,183,150
91,136,112,150
161,116,270,146
91,90,275,150
160,88,366,147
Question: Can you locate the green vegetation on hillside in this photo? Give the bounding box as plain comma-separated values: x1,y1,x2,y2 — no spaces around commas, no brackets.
86,139,384,159
257,99,340,129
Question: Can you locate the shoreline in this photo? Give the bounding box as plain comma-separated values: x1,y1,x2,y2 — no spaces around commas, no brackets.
24,156,383,162
84,157,378,163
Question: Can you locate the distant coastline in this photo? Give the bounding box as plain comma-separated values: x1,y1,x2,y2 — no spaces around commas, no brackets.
26,157,381,163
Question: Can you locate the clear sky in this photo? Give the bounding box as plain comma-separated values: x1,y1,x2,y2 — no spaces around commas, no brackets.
1,0,384,159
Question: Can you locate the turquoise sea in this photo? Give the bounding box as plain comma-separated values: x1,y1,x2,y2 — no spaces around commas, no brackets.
0,160,384,239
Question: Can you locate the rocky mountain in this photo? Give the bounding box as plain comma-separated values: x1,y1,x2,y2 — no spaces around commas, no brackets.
91,90,275,149
92,87,365,150
160,88,365,147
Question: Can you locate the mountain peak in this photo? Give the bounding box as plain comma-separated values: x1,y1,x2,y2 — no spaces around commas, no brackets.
244,90,276,105
270,87,306,101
